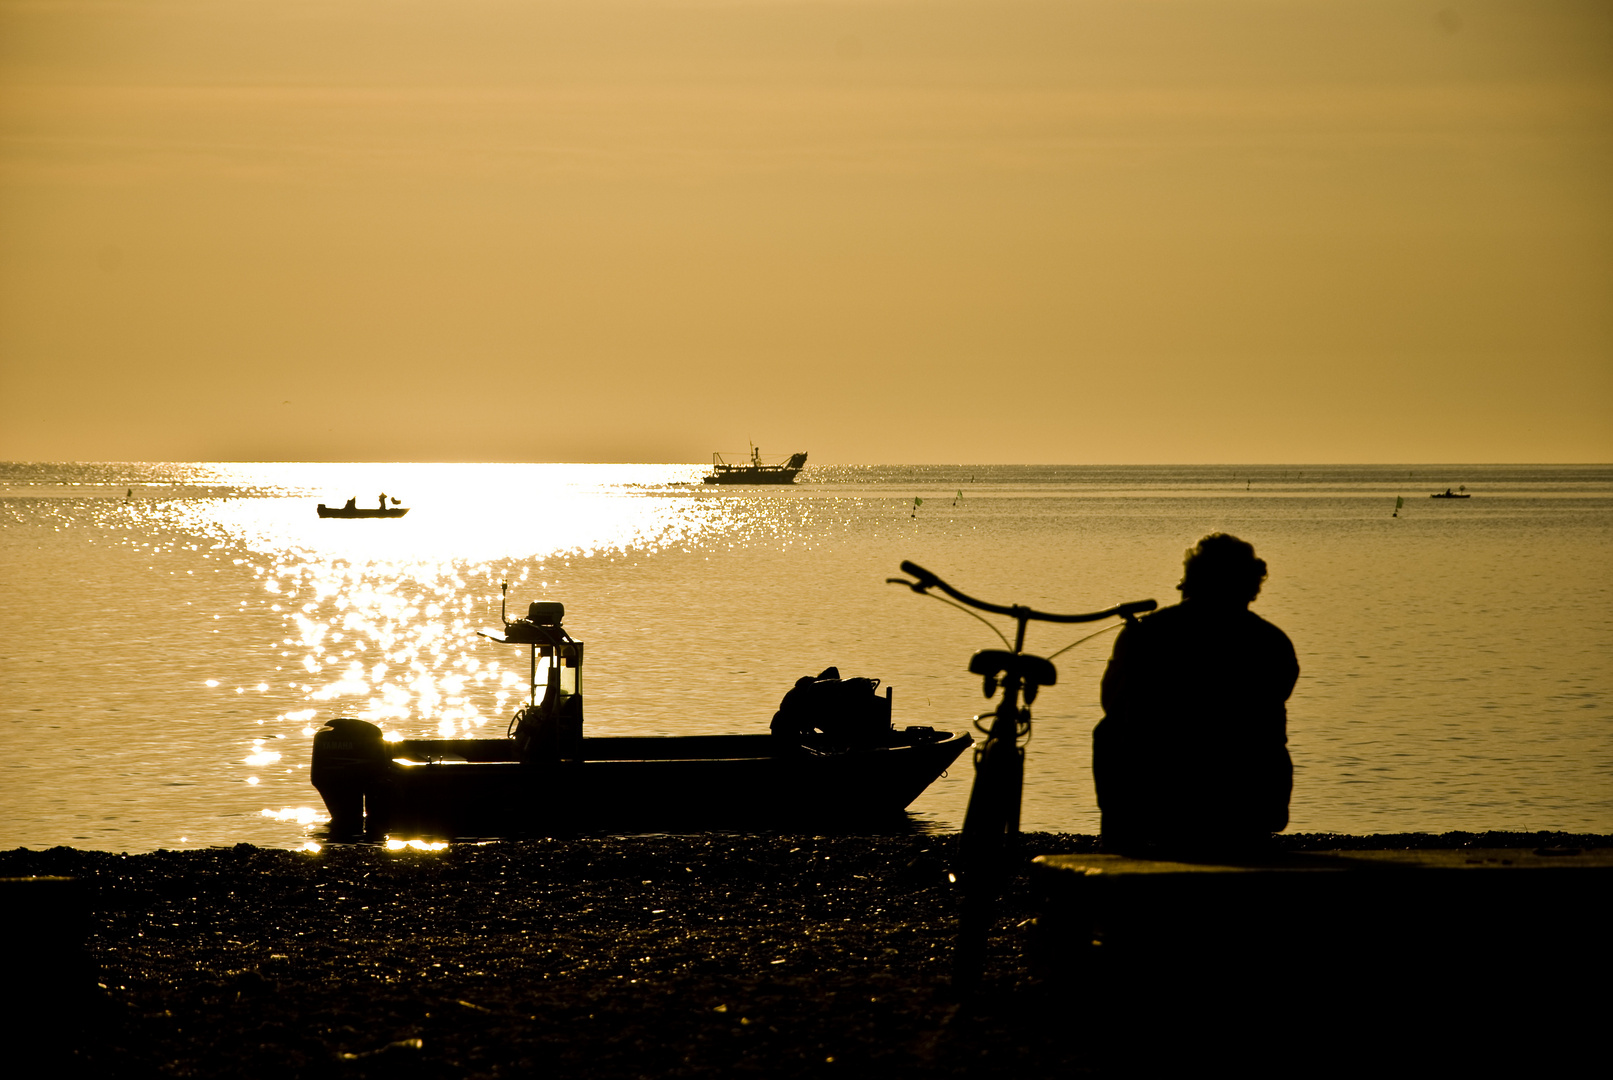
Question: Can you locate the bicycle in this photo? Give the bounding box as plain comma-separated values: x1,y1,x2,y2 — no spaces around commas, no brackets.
888,560,1156,989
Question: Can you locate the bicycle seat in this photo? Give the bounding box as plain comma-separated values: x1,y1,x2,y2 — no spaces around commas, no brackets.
968,650,1057,702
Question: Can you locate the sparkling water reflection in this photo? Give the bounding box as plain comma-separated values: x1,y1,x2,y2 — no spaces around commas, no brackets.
1,462,1609,850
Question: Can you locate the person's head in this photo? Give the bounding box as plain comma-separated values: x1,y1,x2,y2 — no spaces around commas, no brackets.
1178,533,1267,606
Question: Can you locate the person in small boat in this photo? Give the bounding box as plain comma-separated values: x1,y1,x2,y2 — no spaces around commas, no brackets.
379,492,387,509
1093,533,1298,855
343,496,357,510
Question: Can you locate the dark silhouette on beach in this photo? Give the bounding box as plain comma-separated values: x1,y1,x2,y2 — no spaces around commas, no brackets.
769,666,892,746
1093,533,1297,855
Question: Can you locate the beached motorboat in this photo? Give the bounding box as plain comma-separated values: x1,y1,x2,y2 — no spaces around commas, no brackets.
317,497,409,518
310,591,969,839
702,447,807,485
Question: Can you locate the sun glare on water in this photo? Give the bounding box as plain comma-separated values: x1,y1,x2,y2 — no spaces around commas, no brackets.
32,461,824,846
187,464,729,736
164,463,765,841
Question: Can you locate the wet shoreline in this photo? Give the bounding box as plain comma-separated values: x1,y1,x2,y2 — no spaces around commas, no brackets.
4,830,1608,1077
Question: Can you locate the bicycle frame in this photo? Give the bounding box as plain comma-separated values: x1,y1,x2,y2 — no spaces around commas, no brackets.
889,560,1156,989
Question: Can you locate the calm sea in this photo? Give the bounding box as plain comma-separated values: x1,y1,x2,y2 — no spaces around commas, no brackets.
2,462,1609,852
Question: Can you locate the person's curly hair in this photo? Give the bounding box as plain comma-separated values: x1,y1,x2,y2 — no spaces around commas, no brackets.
1178,533,1267,604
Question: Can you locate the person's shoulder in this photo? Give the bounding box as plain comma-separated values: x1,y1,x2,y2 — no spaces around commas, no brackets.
1139,601,1189,623
1128,602,1186,630
1241,609,1296,650
1120,602,1189,641
1241,608,1286,632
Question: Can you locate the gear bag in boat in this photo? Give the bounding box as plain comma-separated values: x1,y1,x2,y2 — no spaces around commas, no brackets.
771,666,893,746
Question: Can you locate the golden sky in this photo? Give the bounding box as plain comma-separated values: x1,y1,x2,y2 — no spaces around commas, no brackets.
1,0,1608,463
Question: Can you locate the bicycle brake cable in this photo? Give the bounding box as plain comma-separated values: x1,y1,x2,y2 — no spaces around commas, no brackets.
1044,620,1125,662
914,589,1012,650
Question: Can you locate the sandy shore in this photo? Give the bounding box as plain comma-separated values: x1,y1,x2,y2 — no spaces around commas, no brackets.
3,830,1608,1078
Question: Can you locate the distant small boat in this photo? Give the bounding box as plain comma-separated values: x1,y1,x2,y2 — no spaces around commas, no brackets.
703,447,807,485
317,500,409,518
1430,489,1471,499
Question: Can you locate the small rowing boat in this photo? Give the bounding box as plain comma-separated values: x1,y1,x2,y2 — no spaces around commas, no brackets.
317,495,409,518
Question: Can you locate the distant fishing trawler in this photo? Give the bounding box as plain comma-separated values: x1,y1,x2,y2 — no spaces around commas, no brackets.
703,447,808,485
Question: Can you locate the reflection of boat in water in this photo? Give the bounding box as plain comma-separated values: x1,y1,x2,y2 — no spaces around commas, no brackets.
317,496,409,518
1430,489,1471,499
702,447,807,485
310,591,969,840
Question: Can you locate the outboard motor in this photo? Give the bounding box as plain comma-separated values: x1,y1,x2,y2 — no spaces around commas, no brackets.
310,717,387,839
502,601,567,641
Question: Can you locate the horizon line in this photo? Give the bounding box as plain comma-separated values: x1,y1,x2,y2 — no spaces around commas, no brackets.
3,459,1611,468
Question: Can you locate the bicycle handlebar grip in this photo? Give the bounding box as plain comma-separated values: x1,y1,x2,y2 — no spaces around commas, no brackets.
899,560,941,589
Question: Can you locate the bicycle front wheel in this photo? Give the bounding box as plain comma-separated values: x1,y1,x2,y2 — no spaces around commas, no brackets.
954,711,1025,988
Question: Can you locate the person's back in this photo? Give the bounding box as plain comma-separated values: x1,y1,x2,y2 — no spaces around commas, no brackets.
1093,534,1298,855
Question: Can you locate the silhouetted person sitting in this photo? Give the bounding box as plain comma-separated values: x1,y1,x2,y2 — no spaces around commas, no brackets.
1093,533,1298,857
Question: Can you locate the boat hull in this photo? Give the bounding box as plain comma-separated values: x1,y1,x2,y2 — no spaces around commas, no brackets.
317,505,410,518
702,469,803,485
312,730,971,839
702,450,808,485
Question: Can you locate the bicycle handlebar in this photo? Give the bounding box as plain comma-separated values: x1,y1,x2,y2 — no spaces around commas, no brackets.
890,560,1157,624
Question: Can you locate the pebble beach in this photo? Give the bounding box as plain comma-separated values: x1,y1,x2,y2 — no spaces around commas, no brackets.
5,830,1608,1078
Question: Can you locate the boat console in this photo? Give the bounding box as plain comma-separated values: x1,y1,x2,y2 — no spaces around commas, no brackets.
481,591,584,763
